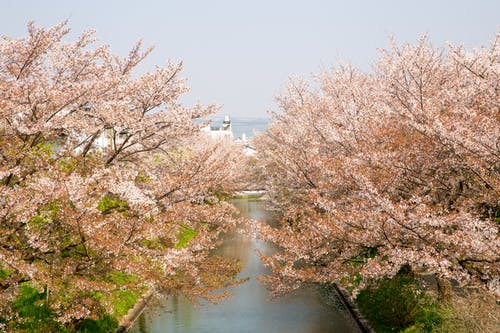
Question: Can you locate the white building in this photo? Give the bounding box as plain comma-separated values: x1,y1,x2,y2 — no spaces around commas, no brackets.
201,115,255,155
201,115,234,139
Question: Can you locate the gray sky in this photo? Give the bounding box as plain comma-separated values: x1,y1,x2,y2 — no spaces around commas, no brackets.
1,0,498,118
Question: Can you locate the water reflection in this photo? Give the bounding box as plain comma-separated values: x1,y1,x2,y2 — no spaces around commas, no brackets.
130,199,360,333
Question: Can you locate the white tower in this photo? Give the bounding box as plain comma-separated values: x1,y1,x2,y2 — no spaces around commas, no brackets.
222,115,231,132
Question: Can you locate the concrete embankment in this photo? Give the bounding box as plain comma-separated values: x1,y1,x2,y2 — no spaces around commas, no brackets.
333,284,375,333
115,288,155,333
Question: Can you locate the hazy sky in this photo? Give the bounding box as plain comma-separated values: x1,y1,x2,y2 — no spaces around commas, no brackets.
1,1,498,118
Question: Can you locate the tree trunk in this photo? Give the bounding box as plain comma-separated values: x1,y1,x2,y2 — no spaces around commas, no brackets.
435,274,451,302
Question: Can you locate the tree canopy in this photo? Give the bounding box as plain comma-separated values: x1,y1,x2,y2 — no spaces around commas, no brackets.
254,34,499,297
0,21,244,329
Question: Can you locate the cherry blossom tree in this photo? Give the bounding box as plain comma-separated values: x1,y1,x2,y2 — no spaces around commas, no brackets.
0,21,244,329
255,34,499,297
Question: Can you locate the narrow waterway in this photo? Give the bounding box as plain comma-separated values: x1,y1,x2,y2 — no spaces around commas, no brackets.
130,198,361,333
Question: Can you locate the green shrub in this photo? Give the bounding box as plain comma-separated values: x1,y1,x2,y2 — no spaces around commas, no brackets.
75,316,117,333
11,283,67,333
8,283,121,332
356,268,443,333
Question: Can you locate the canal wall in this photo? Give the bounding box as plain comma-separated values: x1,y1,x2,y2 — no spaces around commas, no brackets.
115,287,155,333
333,284,375,333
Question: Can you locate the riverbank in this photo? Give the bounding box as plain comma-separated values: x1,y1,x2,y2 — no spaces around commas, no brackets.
354,268,500,332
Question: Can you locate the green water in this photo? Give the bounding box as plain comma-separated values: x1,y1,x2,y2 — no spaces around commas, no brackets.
130,199,360,333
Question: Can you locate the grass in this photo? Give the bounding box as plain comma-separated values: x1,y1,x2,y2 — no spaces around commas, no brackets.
356,268,443,333
356,267,500,332
105,270,140,285
5,278,144,332
107,290,139,318
8,283,118,333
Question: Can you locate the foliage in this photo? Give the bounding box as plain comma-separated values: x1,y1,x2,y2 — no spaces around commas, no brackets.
104,270,140,285
254,32,500,297
10,283,66,333
0,265,14,280
3,283,119,333
140,237,170,250
364,284,500,333
356,269,442,332
107,290,139,318
175,225,198,249
74,316,117,333
97,195,129,214
0,21,245,328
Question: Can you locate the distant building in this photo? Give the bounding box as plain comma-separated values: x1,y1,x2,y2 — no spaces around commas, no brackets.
201,115,256,155
201,115,234,139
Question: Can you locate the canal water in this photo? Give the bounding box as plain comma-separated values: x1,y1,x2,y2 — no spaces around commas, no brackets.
130,198,361,333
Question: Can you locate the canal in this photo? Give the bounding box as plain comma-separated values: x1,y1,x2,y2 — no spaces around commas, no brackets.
130,198,361,333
